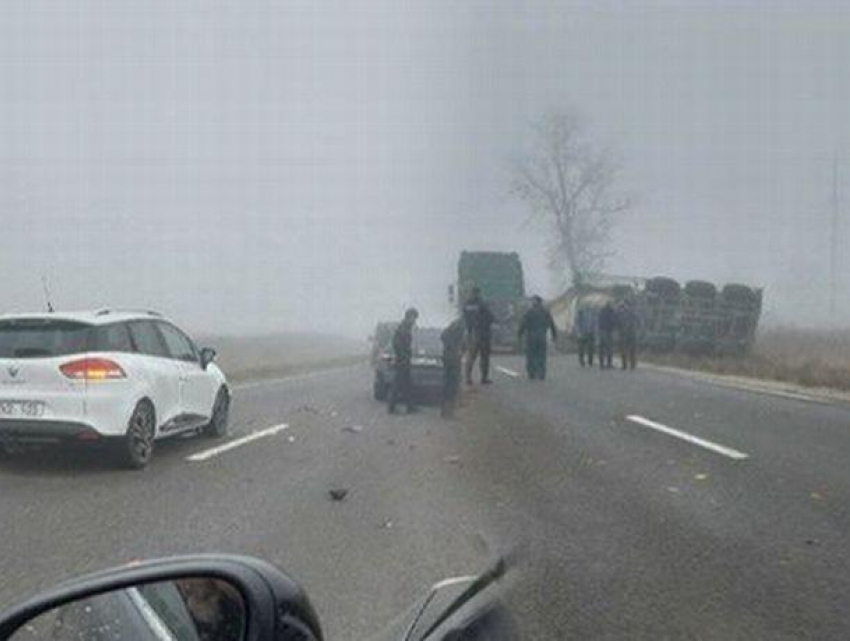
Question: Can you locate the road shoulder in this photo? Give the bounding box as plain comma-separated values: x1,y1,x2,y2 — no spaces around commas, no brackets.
641,362,850,407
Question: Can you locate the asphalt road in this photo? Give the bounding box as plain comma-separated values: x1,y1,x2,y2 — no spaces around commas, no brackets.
1,354,849,639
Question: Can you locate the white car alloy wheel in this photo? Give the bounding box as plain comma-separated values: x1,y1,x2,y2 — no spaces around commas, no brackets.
121,401,155,469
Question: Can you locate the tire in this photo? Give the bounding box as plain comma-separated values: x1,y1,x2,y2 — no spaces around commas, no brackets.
722,283,757,305
117,401,155,470
373,375,388,401
684,280,717,299
204,388,230,438
646,277,681,297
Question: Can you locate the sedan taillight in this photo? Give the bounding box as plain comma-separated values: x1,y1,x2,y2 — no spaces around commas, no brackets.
60,358,126,380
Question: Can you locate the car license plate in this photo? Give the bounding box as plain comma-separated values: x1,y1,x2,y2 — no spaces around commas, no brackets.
0,400,45,418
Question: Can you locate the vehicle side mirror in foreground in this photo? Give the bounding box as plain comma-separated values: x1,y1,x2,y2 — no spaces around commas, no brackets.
200,347,217,370
0,555,322,641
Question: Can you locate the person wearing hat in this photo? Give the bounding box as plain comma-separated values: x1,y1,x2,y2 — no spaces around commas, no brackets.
518,295,558,380
388,307,419,414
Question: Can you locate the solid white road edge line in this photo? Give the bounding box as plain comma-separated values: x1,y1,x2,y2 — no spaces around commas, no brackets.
626,415,750,461
186,424,289,462
496,366,520,378
640,363,836,406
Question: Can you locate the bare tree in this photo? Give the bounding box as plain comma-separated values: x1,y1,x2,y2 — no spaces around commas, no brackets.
513,112,630,286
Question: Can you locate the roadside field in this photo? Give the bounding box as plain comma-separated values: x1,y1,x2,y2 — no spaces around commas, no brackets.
198,333,366,383
645,326,850,391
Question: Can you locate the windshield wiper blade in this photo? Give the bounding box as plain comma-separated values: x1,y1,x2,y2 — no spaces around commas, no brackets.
410,557,508,641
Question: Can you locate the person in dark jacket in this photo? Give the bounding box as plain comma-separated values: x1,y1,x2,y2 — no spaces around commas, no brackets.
597,302,616,369
388,307,418,414
574,305,596,367
617,301,639,370
463,287,495,385
518,295,558,380
440,316,466,418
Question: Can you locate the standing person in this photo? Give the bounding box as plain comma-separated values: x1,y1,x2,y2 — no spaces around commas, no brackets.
597,302,616,369
463,286,495,385
575,305,596,367
617,301,639,370
440,316,466,418
518,295,558,380
388,308,419,414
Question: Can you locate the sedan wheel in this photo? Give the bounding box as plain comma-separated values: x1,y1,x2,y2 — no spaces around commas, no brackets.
373,375,388,401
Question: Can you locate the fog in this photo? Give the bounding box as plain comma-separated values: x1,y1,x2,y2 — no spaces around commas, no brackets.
2,1,849,336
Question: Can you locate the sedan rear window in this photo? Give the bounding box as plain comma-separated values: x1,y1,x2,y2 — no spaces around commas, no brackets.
414,328,443,356
0,319,92,358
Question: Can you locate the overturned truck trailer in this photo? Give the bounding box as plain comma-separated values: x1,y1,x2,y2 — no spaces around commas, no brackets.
550,276,763,356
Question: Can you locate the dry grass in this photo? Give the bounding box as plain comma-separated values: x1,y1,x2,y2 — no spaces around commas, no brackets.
645,327,850,391
197,333,366,383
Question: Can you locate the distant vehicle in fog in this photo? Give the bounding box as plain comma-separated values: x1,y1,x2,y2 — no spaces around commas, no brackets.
371,324,445,403
0,310,229,468
450,251,529,353
550,275,763,356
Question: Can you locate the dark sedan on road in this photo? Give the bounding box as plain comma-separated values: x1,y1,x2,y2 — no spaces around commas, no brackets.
371,325,444,404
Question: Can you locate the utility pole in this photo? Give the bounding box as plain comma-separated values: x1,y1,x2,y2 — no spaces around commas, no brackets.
830,153,840,317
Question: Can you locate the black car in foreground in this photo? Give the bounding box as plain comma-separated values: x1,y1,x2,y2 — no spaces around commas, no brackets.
372,325,444,404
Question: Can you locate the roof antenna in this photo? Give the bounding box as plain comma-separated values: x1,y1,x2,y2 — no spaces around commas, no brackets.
41,275,54,313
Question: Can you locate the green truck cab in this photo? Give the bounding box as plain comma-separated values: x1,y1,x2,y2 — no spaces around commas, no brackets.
452,251,528,353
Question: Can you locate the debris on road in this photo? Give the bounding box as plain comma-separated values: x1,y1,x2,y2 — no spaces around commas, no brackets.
694,473,709,481
342,425,363,434
666,486,681,494
328,488,349,502
443,455,462,465
381,520,394,529
810,492,824,501
287,435,296,443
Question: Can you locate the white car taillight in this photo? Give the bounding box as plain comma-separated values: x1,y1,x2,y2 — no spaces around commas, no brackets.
60,358,127,380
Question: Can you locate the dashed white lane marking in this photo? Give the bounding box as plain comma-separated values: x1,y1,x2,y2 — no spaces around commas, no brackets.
626,415,749,461
496,366,520,378
186,424,289,462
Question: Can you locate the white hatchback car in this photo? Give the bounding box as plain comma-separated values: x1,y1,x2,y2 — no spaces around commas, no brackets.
0,310,229,469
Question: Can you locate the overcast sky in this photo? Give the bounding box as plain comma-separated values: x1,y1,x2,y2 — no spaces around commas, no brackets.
1,0,849,335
